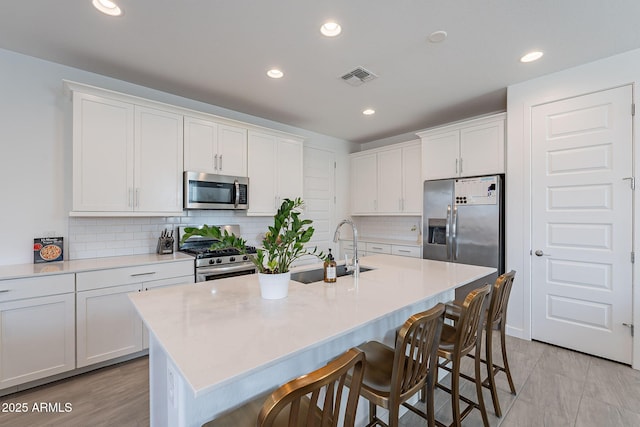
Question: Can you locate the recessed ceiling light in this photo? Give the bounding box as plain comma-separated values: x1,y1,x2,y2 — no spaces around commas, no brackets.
267,69,284,79
92,0,123,16
520,51,544,63
320,21,342,37
428,30,448,43
362,109,375,116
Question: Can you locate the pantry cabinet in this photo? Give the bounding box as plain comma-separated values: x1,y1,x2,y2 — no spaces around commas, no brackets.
75,260,192,368
183,116,247,177
0,274,75,389
350,141,421,215
247,131,303,216
70,87,184,216
418,113,505,180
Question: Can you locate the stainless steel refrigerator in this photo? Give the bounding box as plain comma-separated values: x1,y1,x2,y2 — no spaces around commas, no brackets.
423,174,504,299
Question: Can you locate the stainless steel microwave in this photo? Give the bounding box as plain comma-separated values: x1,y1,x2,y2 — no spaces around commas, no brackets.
184,172,249,210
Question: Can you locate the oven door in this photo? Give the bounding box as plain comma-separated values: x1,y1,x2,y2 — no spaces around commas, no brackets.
196,263,257,282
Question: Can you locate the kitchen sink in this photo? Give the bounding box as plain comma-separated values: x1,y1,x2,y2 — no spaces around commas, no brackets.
290,265,373,284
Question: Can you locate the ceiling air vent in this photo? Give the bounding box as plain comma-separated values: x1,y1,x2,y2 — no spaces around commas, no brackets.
340,66,378,86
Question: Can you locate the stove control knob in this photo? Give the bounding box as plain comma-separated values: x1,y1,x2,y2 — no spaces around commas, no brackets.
209,259,215,265
229,257,236,262
216,258,222,264
242,255,248,261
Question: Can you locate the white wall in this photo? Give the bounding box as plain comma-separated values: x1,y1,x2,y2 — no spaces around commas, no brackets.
506,47,640,367
0,48,357,265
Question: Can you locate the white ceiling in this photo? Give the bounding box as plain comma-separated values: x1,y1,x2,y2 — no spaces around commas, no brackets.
3,1,640,143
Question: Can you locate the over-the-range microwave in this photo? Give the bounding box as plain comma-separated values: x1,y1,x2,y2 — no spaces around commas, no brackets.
183,171,248,210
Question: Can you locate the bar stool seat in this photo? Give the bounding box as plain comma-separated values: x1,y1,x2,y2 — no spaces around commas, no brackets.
203,347,365,427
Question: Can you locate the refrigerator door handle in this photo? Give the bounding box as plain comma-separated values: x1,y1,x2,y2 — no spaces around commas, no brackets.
452,205,459,260
446,204,452,259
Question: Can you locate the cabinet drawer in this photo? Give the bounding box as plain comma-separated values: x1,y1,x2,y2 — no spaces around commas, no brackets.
365,243,392,254
391,245,421,258
0,274,75,302
76,260,193,291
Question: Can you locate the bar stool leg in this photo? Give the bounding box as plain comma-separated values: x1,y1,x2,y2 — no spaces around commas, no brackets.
500,324,516,394
484,328,502,417
474,343,490,427
451,358,462,427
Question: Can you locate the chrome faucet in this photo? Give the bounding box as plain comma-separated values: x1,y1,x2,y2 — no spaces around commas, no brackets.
333,219,359,278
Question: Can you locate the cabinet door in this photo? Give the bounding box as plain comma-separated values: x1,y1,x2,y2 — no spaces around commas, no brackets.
277,137,303,203
76,283,143,368
217,124,248,177
350,153,378,214
248,131,277,215
421,130,459,180
184,116,217,173
135,106,184,213
401,143,423,214
377,149,403,213
459,119,505,177
0,294,75,388
72,92,134,212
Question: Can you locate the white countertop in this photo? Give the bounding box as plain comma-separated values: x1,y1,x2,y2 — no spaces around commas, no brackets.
0,253,194,281
129,254,495,398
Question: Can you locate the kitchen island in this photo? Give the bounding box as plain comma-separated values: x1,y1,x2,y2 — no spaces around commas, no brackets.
128,254,495,427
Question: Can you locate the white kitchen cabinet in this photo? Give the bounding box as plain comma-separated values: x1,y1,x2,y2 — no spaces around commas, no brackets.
365,242,392,255
0,275,75,389
184,116,247,177
350,141,421,215
76,260,193,368
247,131,303,216
70,88,184,216
418,113,505,180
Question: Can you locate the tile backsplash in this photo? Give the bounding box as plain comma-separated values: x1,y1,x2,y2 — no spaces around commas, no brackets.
68,213,422,260
68,211,271,260
351,216,422,243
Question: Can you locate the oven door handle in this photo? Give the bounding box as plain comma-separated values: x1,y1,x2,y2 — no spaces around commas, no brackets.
198,263,256,276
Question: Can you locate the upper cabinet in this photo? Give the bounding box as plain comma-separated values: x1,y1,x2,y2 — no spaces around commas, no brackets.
417,113,505,180
183,116,247,177
350,141,422,216
71,90,183,216
247,130,303,216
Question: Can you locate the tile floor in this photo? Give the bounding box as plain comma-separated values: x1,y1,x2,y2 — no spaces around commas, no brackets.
400,333,640,427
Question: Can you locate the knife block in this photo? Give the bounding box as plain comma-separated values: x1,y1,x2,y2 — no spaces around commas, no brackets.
156,237,174,254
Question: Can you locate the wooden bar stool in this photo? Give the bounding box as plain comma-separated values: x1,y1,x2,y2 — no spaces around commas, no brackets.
445,271,517,417
436,284,492,427
203,347,365,427
350,303,445,427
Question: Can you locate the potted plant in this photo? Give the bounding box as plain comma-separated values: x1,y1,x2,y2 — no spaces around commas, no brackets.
179,198,323,299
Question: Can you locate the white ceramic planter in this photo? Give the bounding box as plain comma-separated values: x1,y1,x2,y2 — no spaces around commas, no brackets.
258,271,290,299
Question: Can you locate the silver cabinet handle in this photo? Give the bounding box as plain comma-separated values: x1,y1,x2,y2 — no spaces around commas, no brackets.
130,272,156,277
219,155,223,171
460,158,463,174
398,250,410,253
135,188,140,208
455,159,458,174
214,154,218,170
128,188,133,207
452,205,458,260
0,290,10,293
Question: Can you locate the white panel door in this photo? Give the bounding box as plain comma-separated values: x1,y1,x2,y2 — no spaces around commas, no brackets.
460,119,505,177
422,130,459,180
350,153,378,214
248,131,277,215
184,116,217,173
303,147,336,260
531,85,633,363
217,124,247,177
402,143,423,214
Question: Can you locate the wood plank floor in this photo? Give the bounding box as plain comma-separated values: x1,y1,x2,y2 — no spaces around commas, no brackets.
1,334,639,426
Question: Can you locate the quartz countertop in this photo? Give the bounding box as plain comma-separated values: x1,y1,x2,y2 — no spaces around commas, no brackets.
0,253,194,281
129,254,495,398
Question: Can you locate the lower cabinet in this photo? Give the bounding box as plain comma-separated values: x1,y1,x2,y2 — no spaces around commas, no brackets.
0,275,75,389
76,260,193,368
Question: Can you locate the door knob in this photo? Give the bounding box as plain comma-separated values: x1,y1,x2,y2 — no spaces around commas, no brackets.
534,250,545,257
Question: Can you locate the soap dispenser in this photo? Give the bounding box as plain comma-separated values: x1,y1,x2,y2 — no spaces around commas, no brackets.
324,249,337,283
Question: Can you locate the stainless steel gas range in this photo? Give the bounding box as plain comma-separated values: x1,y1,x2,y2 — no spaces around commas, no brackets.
177,225,257,282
